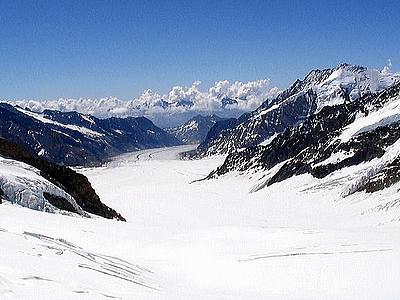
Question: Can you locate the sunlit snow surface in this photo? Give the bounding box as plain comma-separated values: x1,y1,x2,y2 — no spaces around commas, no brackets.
1,145,400,299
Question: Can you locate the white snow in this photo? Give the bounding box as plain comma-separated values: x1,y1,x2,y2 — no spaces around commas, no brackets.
15,107,104,138
257,102,281,116
81,115,96,125
37,148,47,157
313,150,355,167
1,145,399,299
0,156,85,215
259,132,279,146
313,67,400,112
338,94,400,143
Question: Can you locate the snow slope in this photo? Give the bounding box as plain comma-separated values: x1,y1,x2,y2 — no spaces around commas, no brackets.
1,145,400,299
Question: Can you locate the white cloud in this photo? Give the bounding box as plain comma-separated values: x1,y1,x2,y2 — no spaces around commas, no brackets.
6,79,279,127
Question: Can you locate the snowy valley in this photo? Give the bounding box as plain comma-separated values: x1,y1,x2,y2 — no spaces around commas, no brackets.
1,145,399,299
1,64,400,299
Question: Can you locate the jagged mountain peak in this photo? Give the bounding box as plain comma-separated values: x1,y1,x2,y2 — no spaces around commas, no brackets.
260,63,398,113
280,64,365,95
333,63,367,72
165,114,224,144
207,81,400,198
196,64,400,157
312,63,399,110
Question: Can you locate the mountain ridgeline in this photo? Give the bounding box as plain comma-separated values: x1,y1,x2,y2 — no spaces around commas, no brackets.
195,64,400,157
205,64,400,196
165,114,224,144
0,103,182,166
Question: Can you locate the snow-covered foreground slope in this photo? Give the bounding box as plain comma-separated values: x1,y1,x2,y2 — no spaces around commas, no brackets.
1,145,400,299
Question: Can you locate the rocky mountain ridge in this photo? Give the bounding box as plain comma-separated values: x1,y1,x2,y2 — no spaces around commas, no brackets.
207,80,400,198
165,114,224,144
195,64,400,157
0,103,182,166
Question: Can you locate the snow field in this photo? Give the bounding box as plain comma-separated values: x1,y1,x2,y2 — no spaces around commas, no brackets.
1,145,400,299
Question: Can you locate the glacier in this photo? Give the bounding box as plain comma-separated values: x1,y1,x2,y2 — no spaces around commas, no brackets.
0,145,399,299
0,156,87,216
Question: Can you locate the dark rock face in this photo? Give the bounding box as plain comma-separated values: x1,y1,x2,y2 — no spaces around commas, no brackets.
43,192,77,213
0,137,125,220
165,115,224,144
361,159,400,193
199,118,240,149
207,101,356,178
208,82,400,193
0,103,182,166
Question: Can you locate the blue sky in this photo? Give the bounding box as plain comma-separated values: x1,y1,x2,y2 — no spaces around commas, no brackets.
0,0,399,100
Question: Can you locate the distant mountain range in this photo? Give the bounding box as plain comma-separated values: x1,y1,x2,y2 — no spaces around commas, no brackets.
0,103,182,166
165,114,224,144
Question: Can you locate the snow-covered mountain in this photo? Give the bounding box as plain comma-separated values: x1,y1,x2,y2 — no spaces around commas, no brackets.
0,103,182,166
207,79,400,199
164,115,224,144
0,137,124,220
196,64,400,156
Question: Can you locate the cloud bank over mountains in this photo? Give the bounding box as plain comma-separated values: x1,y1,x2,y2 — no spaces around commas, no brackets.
7,79,279,127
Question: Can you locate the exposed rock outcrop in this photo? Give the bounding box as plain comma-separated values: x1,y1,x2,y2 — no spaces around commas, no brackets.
207,80,400,195
197,64,400,157
0,137,125,220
